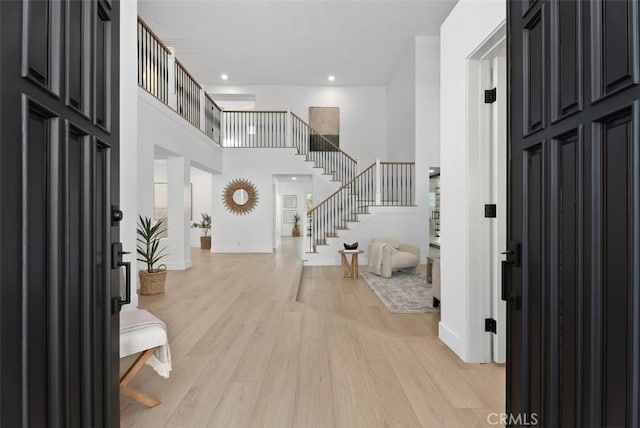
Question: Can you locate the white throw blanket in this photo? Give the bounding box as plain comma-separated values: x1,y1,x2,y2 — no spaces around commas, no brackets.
120,309,172,378
368,242,389,276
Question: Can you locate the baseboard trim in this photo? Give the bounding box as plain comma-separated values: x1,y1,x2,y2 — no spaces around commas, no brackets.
211,247,273,253
438,321,466,361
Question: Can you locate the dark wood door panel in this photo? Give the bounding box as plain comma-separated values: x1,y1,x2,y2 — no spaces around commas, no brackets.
551,0,582,122
522,143,546,419
591,0,639,102
523,8,546,136
1,0,120,426
65,0,91,116
550,127,584,427
591,106,638,427
508,1,640,426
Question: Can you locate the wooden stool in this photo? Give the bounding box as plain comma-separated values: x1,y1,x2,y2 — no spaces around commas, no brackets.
120,347,160,407
120,310,169,408
339,250,364,278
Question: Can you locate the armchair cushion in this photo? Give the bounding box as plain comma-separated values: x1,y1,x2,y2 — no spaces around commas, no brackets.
368,238,420,278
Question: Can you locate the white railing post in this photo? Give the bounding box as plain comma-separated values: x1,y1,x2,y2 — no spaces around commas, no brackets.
220,110,226,146
375,158,381,205
167,47,177,111
355,158,360,174
286,110,292,148
199,88,206,133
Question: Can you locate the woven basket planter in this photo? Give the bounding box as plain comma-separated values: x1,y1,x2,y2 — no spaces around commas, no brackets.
200,236,211,249
139,264,167,295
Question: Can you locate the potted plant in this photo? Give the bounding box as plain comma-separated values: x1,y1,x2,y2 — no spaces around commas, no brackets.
191,213,212,249
137,215,168,295
292,212,301,237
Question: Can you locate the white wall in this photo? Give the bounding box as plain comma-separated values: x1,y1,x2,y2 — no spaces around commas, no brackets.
386,43,415,161
190,167,214,246
138,88,224,270
414,36,441,270
439,0,506,363
416,36,441,170
207,85,387,167
212,148,341,252
119,0,139,310
304,206,426,266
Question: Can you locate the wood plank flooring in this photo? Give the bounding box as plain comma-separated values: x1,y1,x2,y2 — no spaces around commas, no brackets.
121,238,504,427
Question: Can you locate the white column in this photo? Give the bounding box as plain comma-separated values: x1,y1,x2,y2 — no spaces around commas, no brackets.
375,157,381,205
119,0,139,310
167,156,191,270
199,88,206,133
167,47,177,111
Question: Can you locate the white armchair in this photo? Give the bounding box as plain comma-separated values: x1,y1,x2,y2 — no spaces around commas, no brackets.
367,237,420,278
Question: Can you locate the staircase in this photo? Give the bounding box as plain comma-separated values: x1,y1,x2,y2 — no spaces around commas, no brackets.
306,161,415,254
223,110,416,256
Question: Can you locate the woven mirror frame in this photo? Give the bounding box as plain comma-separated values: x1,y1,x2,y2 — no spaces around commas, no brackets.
222,178,259,215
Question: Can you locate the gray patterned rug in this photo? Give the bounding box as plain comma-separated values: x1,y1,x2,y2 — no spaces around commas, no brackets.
360,271,439,313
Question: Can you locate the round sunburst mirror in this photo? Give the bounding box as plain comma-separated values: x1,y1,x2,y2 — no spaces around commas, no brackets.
223,178,259,215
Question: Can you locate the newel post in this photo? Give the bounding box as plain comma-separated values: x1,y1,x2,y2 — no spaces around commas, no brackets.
375,158,381,205
220,109,226,146
167,47,177,111
199,88,206,133
286,110,292,148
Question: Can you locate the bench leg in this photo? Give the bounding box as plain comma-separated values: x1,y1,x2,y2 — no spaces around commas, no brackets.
120,347,161,407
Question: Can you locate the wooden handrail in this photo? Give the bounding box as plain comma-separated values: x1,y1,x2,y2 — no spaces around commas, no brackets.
224,109,289,114
175,59,203,90
137,16,172,54
380,161,416,165
308,163,376,215
290,112,357,163
205,93,223,111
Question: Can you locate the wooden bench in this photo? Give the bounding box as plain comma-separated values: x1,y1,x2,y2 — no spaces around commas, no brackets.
120,309,170,407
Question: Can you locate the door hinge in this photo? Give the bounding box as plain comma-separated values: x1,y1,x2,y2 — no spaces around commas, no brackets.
484,204,497,218
485,318,497,334
484,88,497,104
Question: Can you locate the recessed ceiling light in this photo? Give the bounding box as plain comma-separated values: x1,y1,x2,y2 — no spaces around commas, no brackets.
221,74,228,80
429,169,434,173
291,176,297,180
328,75,335,82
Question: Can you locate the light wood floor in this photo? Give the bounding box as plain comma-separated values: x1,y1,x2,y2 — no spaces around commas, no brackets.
121,238,505,427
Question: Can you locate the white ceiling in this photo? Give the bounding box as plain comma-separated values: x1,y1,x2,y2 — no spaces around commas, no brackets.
138,0,458,87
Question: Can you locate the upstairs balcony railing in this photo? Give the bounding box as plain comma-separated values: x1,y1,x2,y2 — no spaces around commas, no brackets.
137,16,357,186
138,18,169,103
175,59,201,128
223,110,288,148
137,16,222,143
222,110,359,184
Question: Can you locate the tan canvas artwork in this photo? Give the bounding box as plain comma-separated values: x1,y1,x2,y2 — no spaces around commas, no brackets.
309,106,340,148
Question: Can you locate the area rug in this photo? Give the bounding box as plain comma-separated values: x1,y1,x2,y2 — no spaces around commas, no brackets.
360,271,439,313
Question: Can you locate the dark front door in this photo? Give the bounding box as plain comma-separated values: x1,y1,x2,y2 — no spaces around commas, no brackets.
506,0,639,426
0,0,122,426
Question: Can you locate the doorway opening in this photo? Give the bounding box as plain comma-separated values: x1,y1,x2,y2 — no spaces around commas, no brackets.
466,24,507,364
272,174,312,257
